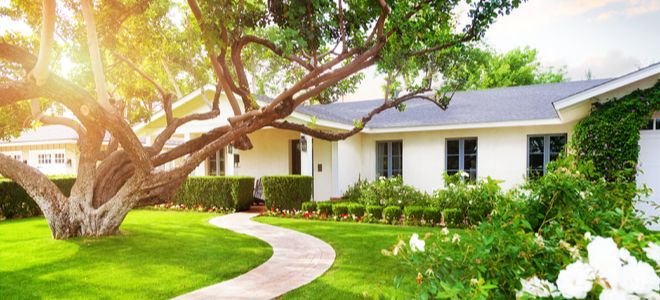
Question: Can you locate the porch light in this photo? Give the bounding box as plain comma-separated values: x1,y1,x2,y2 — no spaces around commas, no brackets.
300,136,308,152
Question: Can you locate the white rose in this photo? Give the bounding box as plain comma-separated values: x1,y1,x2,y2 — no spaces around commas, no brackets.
587,237,622,283
556,261,595,299
618,260,660,296
441,227,449,235
517,276,560,298
644,243,660,265
451,233,460,244
584,232,593,241
409,233,425,252
618,248,637,265
599,288,637,300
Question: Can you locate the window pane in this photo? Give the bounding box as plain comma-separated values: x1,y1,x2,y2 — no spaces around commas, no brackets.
447,156,459,170
447,170,458,176
464,139,478,155
656,118,660,130
550,135,567,154
529,137,544,154
464,155,477,170
392,155,401,171
447,140,459,155
392,142,402,156
642,119,654,130
529,154,544,170
467,169,477,181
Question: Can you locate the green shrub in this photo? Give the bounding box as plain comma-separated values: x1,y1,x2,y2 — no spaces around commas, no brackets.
342,179,369,202
366,205,383,219
433,172,501,226
404,206,424,221
358,176,429,207
175,176,255,211
383,206,402,224
317,202,333,216
0,176,76,219
332,203,349,216
423,207,441,225
262,175,312,210
301,201,317,213
443,208,463,227
348,203,366,217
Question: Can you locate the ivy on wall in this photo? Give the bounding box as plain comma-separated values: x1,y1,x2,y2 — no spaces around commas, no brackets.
571,80,660,181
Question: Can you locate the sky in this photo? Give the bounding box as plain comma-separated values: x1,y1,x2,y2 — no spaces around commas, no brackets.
2,0,659,101
345,0,660,101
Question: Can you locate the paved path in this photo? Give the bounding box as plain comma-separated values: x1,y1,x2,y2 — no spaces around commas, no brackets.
174,212,336,300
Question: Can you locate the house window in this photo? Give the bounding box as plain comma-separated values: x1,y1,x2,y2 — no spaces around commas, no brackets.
207,149,225,176
376,141,402,177
528,134,567,177
641,117,660,131
38,153,52,165
446,138,478,181
3,152,21,161
54,153,65,164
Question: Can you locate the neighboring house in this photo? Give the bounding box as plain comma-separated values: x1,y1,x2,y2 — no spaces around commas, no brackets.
2,63,659,223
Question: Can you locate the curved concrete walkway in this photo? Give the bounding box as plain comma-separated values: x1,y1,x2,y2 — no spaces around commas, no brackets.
174,212,336,300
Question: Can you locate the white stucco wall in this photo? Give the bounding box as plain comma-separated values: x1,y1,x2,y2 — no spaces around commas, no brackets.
353,122,578,193
233,128,300,179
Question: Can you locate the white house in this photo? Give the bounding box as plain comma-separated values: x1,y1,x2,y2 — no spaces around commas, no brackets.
2,63,659,223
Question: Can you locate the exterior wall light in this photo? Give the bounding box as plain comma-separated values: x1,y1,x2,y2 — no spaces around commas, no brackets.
300,136,308,152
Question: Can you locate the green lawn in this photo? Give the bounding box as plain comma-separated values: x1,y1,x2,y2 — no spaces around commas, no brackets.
256,217,439,299
0,210,272,299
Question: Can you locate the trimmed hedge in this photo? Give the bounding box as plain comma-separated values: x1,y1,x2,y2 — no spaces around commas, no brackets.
262,175,313,210
348,203,366,217
0,177,76,219
174,176,254,211
404,206,425,222
302,201,317,213
318,202,333,216
366,205,383,219
423,207,441,225
332,203,349,216
443,208,464,228
383,206,402,224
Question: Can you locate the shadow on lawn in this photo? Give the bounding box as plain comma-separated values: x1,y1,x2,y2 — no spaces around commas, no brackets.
0,211,272,300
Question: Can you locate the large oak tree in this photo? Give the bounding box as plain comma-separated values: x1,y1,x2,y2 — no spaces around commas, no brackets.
0,0,523,239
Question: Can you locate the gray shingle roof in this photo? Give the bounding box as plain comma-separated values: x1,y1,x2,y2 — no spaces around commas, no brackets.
0,125,79,144
295,79,611,128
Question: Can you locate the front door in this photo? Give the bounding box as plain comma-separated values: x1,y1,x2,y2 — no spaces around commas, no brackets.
291,139,301,175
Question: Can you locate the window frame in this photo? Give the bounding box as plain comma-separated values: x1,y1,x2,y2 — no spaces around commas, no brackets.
2,151,22,161
375,140,403,178
445,137,478,180
526,133,568,177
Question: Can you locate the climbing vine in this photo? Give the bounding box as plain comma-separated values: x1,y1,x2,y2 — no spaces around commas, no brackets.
572,80,660,181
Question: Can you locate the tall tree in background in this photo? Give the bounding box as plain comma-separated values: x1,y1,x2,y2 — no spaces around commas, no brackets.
0,0,523,239
457,46,567,90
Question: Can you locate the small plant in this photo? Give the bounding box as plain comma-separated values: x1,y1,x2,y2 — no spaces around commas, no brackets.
404,206,425,224
332,203,349,216
366,205,383,219
348,203,366,218
342,179,369,202
423,207,441,225
317,202,333,216
383,206,402,224
301,201,317,213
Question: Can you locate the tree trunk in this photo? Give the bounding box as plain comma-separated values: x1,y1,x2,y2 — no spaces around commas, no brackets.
43,194,133,239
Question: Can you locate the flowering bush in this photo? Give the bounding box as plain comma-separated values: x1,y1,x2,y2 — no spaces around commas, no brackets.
404,206,425,225
152,202,235,214
433,172,503,226
301,201,317,213
388,155,659,298
347,203,366,218
357,176,430,207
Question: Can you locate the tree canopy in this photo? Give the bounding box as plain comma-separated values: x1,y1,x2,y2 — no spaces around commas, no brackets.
0,0,524,239
456,46,567,90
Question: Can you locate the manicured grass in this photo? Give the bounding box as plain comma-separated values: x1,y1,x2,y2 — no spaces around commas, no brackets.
0,210,272,299
256,217,440,299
